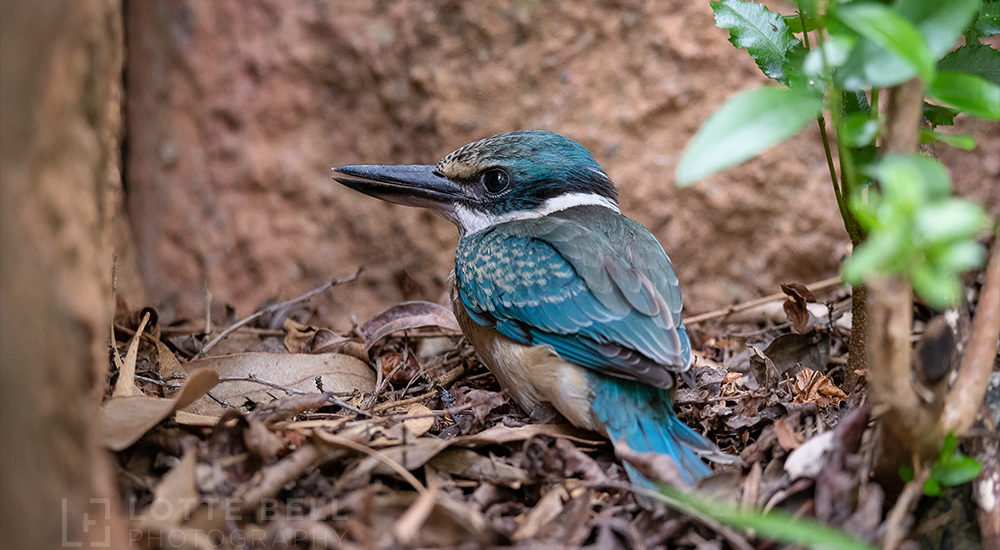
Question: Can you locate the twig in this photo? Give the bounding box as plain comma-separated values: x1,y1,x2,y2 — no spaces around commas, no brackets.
941,235,1000,433
192,267,363,359
314,431,427,495
369,364,467,414
235,443,330,509
881,465,930,550
684,276,842,326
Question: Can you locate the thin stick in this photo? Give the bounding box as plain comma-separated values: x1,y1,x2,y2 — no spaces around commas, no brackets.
314,431,427,495
882,465,930,550
942,235,1000,433
684,276,842,326
192,267,363,359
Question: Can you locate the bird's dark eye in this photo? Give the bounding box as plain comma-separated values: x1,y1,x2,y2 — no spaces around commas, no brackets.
481,168,510,194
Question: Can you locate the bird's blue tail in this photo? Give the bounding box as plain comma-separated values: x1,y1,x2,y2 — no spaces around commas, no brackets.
590,374,718,488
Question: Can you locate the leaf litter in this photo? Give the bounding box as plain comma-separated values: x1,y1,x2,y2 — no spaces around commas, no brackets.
105,272,990,548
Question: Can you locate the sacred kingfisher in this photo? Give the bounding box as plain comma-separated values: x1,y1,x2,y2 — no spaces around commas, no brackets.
333,130,726,485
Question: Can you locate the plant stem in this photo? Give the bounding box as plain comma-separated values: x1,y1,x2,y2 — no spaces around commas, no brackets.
800,10,846,229
814,13,867,391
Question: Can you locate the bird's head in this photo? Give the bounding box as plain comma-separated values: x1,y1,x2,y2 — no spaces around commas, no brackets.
332,130,619,235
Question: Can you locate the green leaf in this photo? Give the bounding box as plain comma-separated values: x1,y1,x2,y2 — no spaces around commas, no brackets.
653,485,877,550
899,464,915,483
836,3,936,82
920,129,977,150
711,0,806,84
935,241,986,271
975,1,1000,36
676,87,822,185
917,201,988,243
864,154,951,200
923,102,958,125
939,431,960,460
843,113,879,147
938,44,1000,86
836,0,980,89
928,71,1000,120
923,475,943,496
934,455,984,486
896,0,980,56
784,13,819,34
803,34,854,78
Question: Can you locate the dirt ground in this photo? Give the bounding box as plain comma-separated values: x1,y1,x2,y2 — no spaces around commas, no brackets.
122,0,1000,325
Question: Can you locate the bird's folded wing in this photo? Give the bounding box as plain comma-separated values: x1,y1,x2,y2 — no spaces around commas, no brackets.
455,206,691,388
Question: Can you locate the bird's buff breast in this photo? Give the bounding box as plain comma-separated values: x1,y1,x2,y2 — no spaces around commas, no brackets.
451,284,598,431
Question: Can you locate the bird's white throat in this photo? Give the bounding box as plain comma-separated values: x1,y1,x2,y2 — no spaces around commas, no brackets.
445,193,620,236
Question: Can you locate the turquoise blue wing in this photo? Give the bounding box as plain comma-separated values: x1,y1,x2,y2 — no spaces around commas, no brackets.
455,206,691,388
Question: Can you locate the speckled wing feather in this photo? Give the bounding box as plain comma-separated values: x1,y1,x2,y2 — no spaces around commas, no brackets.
454,205,691,389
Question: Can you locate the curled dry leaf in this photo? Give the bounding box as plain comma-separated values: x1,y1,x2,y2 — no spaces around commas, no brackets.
182,352,375,415
113,311,151,397
381,350,421,385
101,367,220,451
793,368,848,407
361,300,461,351
283,318,351,354
461,388,505,423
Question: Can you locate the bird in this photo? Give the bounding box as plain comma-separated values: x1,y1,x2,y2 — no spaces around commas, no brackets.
332,130,727,486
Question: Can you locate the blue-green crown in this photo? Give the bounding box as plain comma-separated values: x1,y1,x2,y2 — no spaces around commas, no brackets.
436,130,618,214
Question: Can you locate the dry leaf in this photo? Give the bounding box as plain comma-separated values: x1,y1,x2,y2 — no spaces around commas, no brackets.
138,448,199,530
101,367,220,451
361,301,461,351
113,311,150,397
392,480,439,544
784,431,836,480
428,448,529,488
403,403,435,437
793,368,847,407
773,417,804,451
513,484,568,540
182,352,375,415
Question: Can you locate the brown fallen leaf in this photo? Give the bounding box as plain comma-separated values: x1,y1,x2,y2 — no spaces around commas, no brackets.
402,403,435,437
773,417,804,451
781,282,818,334
101,367,220,451
283,318,351,355
113,311,150,397
513,484,569,540
615,440,688,488
182,352,376,415
361,300,461,351
428,448,529,488
793,368,848,407
392,478,439,545
154,338,186,397
138,448,199,530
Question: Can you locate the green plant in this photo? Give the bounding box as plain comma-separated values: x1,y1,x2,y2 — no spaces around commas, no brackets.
899,431,983,496
675,0,1000,526
678,0,996,299
653,484,876,550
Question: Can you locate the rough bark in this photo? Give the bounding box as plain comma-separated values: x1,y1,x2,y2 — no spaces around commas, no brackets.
0,1,124,547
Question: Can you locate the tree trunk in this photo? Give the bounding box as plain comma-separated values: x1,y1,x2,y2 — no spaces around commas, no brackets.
0,1,124,547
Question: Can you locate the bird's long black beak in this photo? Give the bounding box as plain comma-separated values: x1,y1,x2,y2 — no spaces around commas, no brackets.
331,164,462,210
